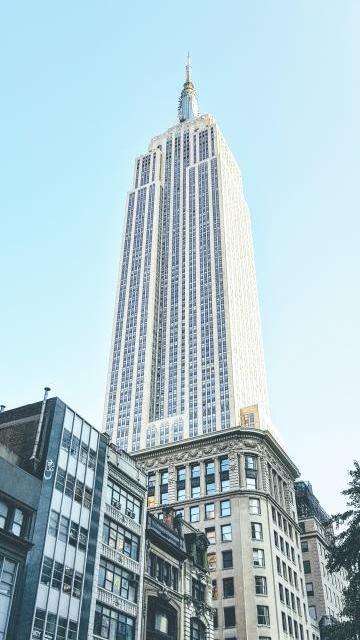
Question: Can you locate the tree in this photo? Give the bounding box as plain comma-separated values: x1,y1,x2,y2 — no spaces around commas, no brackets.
323,461,360,639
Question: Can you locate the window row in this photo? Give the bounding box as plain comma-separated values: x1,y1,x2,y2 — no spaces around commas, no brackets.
94,604,135,640
55,467,92,508
61,428,97,469
205,524,232,544
281,611,305,639
208,549,233,571
148,552,179,591
48,510,88,550
32,608,78,640
40,556,82,597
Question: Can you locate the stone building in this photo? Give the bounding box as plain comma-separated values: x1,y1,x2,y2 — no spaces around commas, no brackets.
134,413,316,640
295,481,347,630
142,508,214,640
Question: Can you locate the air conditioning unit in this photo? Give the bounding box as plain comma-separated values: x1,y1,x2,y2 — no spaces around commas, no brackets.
126,509,135,519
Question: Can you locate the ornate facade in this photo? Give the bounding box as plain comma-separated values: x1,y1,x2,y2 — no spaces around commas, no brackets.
134,421,316,640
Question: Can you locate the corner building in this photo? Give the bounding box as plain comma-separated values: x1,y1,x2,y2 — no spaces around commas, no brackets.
104,57,271,450
134,421,315,640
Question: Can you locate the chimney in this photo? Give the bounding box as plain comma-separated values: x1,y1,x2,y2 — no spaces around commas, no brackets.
163,507,176,530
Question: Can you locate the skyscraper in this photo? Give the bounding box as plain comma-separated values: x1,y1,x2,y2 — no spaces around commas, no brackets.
104,56,271,452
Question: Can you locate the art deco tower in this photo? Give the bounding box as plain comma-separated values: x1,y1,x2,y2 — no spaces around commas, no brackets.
104,57,271,452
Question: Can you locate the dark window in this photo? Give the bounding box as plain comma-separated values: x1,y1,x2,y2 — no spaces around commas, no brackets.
176,467,186,501
40,556,53,586
301,541,309,552
224,606,236,628
219,456,230,491
205,460,215,495
303,560,311,574
52,561,64,590
222,550,233,569
223,577,234,598
160,470,169,505
148,553,178,591
191,464,201,498
190,618,206,640
58,515,69,543
94,604,135,640
192,579,205,602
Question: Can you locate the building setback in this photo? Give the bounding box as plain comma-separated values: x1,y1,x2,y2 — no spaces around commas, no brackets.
134,413,319,640
295,481,347,631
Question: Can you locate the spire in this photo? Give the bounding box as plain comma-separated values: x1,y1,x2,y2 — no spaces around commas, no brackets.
178,53,199,123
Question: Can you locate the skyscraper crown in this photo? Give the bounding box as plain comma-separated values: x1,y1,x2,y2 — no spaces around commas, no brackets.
178,53,200,122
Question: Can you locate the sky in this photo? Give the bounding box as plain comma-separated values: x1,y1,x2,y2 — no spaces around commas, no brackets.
0,1,359,514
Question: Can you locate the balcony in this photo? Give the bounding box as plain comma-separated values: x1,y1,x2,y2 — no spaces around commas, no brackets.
105,502,142,535
101,542,140,574
97,586,137,617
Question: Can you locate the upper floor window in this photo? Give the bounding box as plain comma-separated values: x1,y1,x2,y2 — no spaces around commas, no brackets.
205,460,215,495
190,618,206,640
107,480,142,523
147,472,155,508
176,467,186,501
160,470,169,505
191,464,201,498
0,499,27,538
245,456,258,489
219,456,230,492
148,553,178,591
192,579,205,602
103,517,139,561
220,500,231,517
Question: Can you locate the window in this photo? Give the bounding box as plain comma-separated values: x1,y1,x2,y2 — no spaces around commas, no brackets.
11,509,24,536
253,549,265,567
245,455,258,489
176,467,186,501
48,510,59,538
192,579,205,602
148,553,178,591
57,515,69,543
61,428,72,451
221,524,232,542
282,612,287,632
223,577,234,598
213,609,218,629
147,472,155,508
190,506,200,523
255,576,267,595
301,541,309,552
107,479,142,523
205,503,215,520
274,531,279,547
94,604,134,640
219,456,230,491
288,616,293,636
99,558,138,602
279,583,284,602
52,561,64,590
306,582,314,596
63,566,73,593
251,522,263,541
206,527,216,545
224,606,236,628
205,460,215,495
222,550,233,569
41,556,53,586
190,618,206,640
69,521,79,547
103,517,140,560
303,560,311,574
220,499,231,517
249,498,261,514
191,464,201,498
257,605,270,626
160,470,169,505
175,508,184,519
276,556,281,575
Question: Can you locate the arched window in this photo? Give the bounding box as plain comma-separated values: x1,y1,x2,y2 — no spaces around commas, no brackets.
173,418,184,442
146,425,156,448
190,618,206,640
160,422,169,445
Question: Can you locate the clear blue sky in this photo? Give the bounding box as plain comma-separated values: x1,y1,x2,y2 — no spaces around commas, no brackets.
1,1,359,513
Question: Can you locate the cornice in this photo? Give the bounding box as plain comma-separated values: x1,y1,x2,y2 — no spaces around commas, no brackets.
132,426,300,479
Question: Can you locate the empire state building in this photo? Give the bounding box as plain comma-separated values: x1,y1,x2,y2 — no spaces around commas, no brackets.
104,57,271,452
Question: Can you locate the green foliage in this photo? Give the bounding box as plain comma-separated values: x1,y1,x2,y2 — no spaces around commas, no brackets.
324,461,360,639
